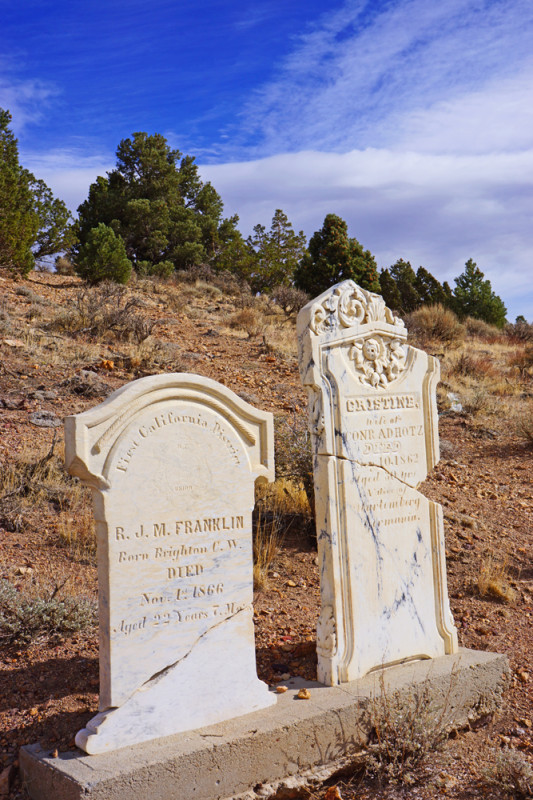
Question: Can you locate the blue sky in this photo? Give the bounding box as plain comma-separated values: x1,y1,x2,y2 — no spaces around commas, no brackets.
2,0,532,320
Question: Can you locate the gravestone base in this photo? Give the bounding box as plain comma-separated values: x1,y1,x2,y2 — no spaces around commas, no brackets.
21,649,509,800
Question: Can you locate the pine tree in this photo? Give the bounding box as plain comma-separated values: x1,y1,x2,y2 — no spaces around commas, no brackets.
379,268,402,310
294,214,380,297
389,259,421,313
453,258,507,328
414,266,446,306
247,209,306,292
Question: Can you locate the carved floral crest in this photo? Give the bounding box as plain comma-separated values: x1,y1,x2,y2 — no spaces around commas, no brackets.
309,282,404,336
349,335,407,388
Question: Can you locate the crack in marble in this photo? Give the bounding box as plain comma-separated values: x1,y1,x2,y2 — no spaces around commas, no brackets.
137,606,248,694
332,451,422,490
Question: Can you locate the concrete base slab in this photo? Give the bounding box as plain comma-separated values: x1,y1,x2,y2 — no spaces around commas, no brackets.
21,649,509,800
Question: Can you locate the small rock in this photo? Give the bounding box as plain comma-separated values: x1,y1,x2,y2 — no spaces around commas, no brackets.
2,396,24,410
29,410,62,427
286,580,297,587
297,688,311,700
0,764,13,797
439,439,456,458
517,670,530,683
3,338,24,348
275,686,288,694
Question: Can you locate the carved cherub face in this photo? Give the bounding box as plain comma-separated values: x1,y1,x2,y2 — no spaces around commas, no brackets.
362,338,380,361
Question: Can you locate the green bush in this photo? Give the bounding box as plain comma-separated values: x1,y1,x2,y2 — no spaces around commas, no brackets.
482,748,533,798
363,676,450,786
0,579,96,644
75,223,132,285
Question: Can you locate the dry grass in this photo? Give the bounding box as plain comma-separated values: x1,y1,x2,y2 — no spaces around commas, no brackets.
0,436,73,532
253,479,313,591
274,413,314,503
46,282,158,344
476,554,517,604
114,339,186,375
449,352,500,381
252,506,282,592
261,323,299,359
508,345,533,380
228,306,266,338
256,478,311,517
58,487,96,562
464,316,504,342
517,402,533,446
406,304,465,348
439,337,524,421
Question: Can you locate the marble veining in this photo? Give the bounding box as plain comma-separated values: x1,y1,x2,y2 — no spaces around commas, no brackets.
297,281,458,686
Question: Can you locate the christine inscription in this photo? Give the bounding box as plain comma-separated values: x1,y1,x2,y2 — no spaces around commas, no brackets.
297,280,458,686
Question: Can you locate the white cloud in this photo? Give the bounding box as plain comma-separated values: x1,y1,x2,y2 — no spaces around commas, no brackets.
395,65,533,155
199,0,533,321
235,0,533,155
201,147,533,321
0,70,59,133
22,150,113,214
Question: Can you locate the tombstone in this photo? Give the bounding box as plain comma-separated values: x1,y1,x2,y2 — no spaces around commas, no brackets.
65,373,276,753
297,281,458,686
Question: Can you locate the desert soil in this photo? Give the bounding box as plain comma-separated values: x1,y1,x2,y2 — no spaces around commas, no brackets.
0,272,531,799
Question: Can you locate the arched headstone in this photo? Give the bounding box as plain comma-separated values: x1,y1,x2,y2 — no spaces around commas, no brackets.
297,281,458,686
65,373,276,753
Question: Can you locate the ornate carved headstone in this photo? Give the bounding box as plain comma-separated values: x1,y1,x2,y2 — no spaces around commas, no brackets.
297,281,458,686
65,374,275,753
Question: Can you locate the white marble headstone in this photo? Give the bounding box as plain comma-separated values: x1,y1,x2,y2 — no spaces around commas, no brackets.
297,281,458,686
65,373,276,753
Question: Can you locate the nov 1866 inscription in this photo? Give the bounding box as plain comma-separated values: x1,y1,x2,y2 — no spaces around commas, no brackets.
297,281,458,686
65,374,276,753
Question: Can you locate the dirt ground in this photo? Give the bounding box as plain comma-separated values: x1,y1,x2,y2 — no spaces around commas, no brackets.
0,272,531,799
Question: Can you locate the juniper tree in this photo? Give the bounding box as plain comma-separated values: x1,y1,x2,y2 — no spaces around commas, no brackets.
73,131,239,278
0,109,72,275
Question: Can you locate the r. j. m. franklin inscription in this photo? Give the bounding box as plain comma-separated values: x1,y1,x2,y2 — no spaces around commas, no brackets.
65,373,275,753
